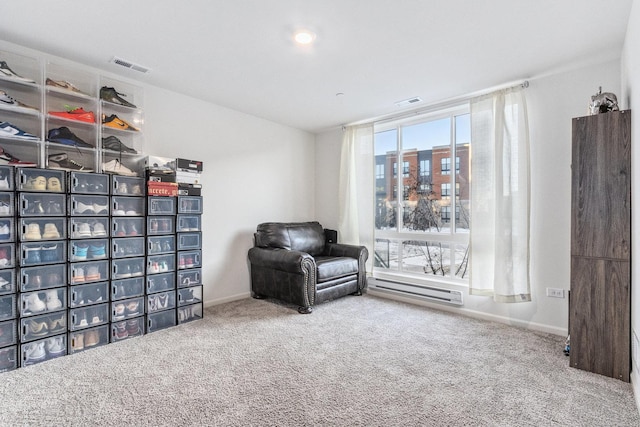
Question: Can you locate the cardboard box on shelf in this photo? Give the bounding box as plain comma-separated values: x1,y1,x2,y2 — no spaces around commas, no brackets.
176,171,201,185
145,156,176,172
147,181,178,197
146,170,176,183
178,183,202,196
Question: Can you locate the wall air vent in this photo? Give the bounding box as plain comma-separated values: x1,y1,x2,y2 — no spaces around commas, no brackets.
110,57,151,74
395,96,422,107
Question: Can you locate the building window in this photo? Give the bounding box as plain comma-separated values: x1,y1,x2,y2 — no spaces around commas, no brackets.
373,107,470,281
376,164,385,179
441,157,451,175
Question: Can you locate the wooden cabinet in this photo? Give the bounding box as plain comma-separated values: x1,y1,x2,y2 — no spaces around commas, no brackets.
569,110,631,382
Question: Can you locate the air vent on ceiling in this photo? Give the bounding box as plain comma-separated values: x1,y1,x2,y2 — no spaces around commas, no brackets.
395,96,422,107
110,57,151,74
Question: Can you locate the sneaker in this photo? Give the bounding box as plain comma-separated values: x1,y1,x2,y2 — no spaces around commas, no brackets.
100,86,137,108
92,202,108,215
47,127,93,148
49,107,96,123
0,176,9,190
28,319,48,336
75,201,95,215
72,333,85,351
73,244,88,261
0,202,10,215
114,322,128,339
26,293,46,313
46,78,89,96
88,244,106,259
45,289,62,311
46,336,65,355
125,301,139,315
74,222,91,238
0,224,9,240
130,184,142,195
25,342,46,362
24,246,42,264
40,244,59,263
48,153,93,172
85,266,101,281
0,61,36,83
48,315,65,333
102,114,139,131
92,222,107,237
0,122,38,141
0,90,38,111
102,159,137,176
84,330,100,346
46,200,63,215
42,223,60,239
47,177,62,192
0,146,37,167
24,223,42,240
126,319,140,335
117,182,128,194
113,303,125,320
73,267,85,283
24,175,47,191
102,135,137,153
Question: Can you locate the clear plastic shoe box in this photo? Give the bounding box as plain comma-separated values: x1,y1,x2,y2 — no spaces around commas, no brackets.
69,194,110,216
0,345,17,372
111,176,145,196
0,269,16,295
112,237,145,258
0,192,15,217
0,319,18,348
0,243,15,269
69,259,110,285
147,310,176,333
69,238,109,262
147,235,175,255
0,167,15,192
0,294,16,321
112,217,145,237
19,287,67,317
147,272,175,294
16,168,66,193
0,217,15,243
69,324,109,354
177,268,201,287
69,217,110,239
176,214,201,232
147,290,176,314
147,216,174,235
69,281,109,308
147,196,176,215
147,253,176,274
177,303,203,324
20,264,67,292
69,303,109,331
111,196,145,216
18,193,66,216
19,217,66,241
68,172,109,195
111,316,145,342
178,285,203,306
111,277,145,301
177,232,201,251
178,196,202,214
112,257,145,280
20,334,67,367
20,311,67,342
177,250,201,270
111,296,145,321
19,240,66,266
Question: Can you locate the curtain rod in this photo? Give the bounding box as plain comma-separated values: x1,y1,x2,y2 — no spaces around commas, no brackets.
345,79,529,129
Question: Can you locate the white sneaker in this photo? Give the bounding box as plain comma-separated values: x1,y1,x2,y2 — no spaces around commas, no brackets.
0,224,9,238
92,222,107,237
26,293,46,313
45,289,62,310
76,223,92,238
0,176,9,190
24,223,42,240
102,159,137,176
42,223,60,239
26,342,46,361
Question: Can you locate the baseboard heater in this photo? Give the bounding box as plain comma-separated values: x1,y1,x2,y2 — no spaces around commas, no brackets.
371,278,464,306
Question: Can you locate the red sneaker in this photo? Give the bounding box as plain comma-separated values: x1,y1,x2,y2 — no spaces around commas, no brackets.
49,107,96,123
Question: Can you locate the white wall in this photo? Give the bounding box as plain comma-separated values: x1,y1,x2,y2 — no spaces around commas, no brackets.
315,59,621,335
0,40,316,306
621,0,640,406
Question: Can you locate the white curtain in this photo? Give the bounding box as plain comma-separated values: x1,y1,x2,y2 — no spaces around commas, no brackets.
469,87,531,302
338,123,374,271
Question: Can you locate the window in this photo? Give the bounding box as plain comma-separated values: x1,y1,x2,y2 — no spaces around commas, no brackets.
374,107,470,282
376,163,385,179
441,157,451,175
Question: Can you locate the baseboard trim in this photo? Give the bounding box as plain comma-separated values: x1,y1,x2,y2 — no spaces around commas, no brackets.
368,287,567,336
204,292,251,308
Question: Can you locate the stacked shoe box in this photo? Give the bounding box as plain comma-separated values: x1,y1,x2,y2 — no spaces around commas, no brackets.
146,196,178,332
0,166,18,372
67,172,111,354
110,176,147,341
176,196,203,323
146,156,178,196
176,159,202,196
16,168,68,367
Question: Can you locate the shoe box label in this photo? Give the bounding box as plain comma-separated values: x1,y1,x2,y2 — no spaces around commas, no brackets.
175,172,201,185
176,158,203,173
146,171,176,183
178,184,201,196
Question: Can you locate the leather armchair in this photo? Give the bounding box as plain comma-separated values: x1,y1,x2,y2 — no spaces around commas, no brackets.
248,221,368,313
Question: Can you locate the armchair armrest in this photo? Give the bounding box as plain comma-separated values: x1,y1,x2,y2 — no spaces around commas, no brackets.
248,247,315,274
324,243,368,261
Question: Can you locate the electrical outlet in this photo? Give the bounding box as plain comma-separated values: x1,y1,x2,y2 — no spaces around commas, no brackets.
546,288,565,298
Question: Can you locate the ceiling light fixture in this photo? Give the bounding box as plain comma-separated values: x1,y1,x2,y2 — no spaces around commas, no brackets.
293,30,316,45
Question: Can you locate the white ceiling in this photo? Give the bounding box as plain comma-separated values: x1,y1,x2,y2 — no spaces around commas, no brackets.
1,0,634,133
